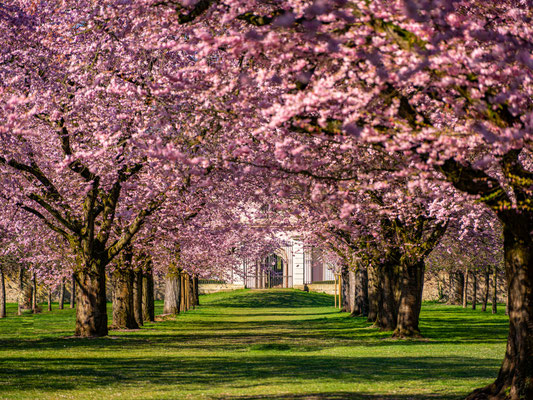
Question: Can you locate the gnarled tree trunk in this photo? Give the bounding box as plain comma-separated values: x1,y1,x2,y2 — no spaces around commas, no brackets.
467,213,533,400
394,260,425,338
75,264,108,337
47,288,52,311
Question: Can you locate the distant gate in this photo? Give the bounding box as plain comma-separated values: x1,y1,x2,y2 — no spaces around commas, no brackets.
244,245,293,289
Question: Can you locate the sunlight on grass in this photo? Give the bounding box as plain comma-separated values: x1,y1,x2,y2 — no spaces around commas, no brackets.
0,289,508,399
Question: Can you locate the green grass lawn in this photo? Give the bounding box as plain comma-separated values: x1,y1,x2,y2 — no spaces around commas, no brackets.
0,289,508,400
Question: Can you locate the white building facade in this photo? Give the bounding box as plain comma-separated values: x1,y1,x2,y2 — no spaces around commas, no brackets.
231,239,335,289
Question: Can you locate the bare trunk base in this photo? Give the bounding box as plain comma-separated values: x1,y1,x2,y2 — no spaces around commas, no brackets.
75,270,108,337
163,273,181,315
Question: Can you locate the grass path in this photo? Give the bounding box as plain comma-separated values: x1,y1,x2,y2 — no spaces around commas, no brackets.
0,289,508,399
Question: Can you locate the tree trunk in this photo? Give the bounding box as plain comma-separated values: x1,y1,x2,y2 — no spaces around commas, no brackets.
451,271,464,305
59,278,65,310
163,272,181,314
180,273,187,312
193,275,200,306
466,213,533,400
348,269,356,314
367,265,379,322
75,265,108,337
111,268,138,330
47,288,52,312
341,265,350,312
492,266,498,314
394,260,425,338
133,268,143,326
463,267,469,308
70,273,76,309
188,274,195,310
375,262,399,331
32,272,37,312
482,271,490,312
471,272,477,310
142,267,155,322
353,268,369,316
0,267,6,318
17,266,31,315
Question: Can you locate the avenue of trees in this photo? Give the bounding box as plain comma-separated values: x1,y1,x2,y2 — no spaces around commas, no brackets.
0,1,531,399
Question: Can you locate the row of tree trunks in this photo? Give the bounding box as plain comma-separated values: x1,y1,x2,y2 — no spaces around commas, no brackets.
450,269,500,314
111,255,156,329
111,267,138,330
163,270,199,315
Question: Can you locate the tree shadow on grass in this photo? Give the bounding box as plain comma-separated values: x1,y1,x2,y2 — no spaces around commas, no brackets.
213,393,461,400
0,354,497,396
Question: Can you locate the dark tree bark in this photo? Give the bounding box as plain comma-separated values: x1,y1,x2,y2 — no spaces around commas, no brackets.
59,278,65,310
341,265,350,312
47,288,52,312
394,260,425,338
180,273,188,312
70,272,76,309
352,268,369,317
438,152,533,398
75,265,109,336
463,267,469,308
367,265,379,322
482,270,490,312
188,274,195,310
32,272,38,313
492,266,498,314
375,261,399,331
111,266,138,330
133,268,143,326
193,275,200,306
142,266,155,322
471,272,477,310
466,211,533,400
163,271,181,314
0,267,6,318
